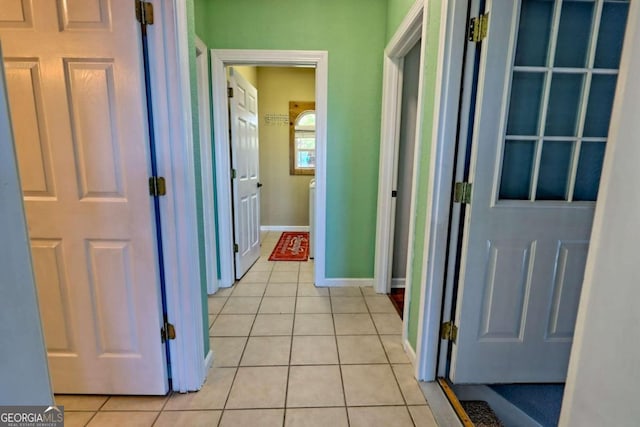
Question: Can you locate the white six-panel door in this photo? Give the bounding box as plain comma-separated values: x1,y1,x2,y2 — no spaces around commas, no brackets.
229,68,261,279
451,0,629,383
1,0,167,394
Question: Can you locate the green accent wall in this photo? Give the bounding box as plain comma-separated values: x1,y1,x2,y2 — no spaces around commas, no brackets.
386,0,418,42
186,0,210,357
194,0,387,279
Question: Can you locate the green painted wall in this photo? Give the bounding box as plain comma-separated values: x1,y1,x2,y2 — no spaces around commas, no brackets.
194,0,387,278
386,0,418,42
186,0,210,357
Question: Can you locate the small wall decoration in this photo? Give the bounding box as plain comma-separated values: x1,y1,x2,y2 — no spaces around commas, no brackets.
264,113,289,126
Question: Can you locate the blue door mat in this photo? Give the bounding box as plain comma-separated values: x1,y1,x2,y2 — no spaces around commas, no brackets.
489,384,565,427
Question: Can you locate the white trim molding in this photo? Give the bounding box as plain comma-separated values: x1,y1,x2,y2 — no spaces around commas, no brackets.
204,350,214,371
146,0,206,392
403,338,418,366
414,0,470,381
391,278,406,288
374,0,424,296
211,49,328,287
320,278,374,288
260,225,310,232
195,37,219,296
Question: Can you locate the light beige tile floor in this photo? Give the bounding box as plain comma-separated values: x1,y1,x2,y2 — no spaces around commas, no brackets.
55,232,437,426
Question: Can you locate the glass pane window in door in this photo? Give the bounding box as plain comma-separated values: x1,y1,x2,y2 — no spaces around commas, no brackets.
515,0,554,66
583,74,618,138
594,0,630,69
507,72,545,136
545,73,585,136
573,142,606,201
554,0,595,68
499,140,536,200
536,140,574,200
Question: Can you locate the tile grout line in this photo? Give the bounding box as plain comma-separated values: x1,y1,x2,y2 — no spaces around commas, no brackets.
151,391,174,426
216,246,275,426
365,288,417,427
330,289,351,427
281,254,300,427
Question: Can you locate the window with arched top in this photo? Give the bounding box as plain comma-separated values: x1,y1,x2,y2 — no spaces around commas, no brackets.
290,101,316,175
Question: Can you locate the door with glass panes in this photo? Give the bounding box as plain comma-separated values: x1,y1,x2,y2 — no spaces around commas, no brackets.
450,0,629,383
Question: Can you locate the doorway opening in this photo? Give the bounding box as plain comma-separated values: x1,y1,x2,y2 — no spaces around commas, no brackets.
210,50,328,290
388,39,421,319
224,65,316,281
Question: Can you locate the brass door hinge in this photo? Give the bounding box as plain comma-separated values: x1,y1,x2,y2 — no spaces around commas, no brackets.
135,0,154,26
149,177,166,197
233,243,239,253
441,321,458,342
228,87,234,98
231,169,237,179
161,322,176,343
453,182,472,204
468,12,489,42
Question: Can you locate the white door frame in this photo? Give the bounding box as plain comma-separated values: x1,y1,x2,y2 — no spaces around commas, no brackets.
373,0,424,298
374,0,423,297
211,49,328,287
195,36,219,295
409,0,472,381
145,0,206,391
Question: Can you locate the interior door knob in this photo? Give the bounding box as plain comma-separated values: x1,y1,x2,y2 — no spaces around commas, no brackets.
257,182,263,188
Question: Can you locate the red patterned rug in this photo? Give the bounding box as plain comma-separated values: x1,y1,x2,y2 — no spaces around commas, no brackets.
269,232,309,261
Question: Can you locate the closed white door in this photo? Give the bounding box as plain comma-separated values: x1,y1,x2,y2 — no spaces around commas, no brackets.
1,1,167,394
451,0,629,383
229,68,261,279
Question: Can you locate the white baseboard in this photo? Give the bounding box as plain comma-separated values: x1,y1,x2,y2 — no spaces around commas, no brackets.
204,349,214,371
404,338,417,366
317,278,374,287
391,278,406,288
204,348,213,381
260,225,309,232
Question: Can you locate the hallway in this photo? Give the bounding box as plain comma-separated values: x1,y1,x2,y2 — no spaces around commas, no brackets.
54,232,437,426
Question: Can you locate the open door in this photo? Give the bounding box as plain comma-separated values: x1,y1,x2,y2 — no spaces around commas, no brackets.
229,68,261,279
450,0,629,383
1,1,169,393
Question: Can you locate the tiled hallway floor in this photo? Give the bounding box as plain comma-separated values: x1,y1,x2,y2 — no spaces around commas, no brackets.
55,232,438,426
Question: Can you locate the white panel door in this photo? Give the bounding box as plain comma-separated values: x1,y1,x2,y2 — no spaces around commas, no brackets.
229,68,261,279
1,1,168,394
451,0,629,383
